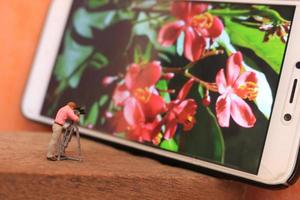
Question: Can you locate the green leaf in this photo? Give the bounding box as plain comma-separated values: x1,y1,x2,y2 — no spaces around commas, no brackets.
90,52,109,69
132,0,157,9
156,80,171,103
198,85,225,162
73,8,116,38
68,63,87,88
160,139,179,152
99,95,109,107
73,8,134,39
134,46,142,63
132,12,158,45
142,42,153,62
158,53,172,63
224,17,285,74
176,31,184,56
87,0,109,9
54,30,93,87
84,102,99,127
157,45,176,55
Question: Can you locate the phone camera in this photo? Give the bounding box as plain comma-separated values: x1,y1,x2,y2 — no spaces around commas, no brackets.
284,113,292,121
296,62,300,69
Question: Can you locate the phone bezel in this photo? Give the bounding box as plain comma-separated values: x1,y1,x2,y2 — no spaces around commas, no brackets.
22,0,300,185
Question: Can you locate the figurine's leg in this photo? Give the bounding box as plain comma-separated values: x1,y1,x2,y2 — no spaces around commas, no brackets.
47,123,63,159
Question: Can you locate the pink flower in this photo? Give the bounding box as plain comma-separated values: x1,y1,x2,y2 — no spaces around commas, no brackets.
164,79,198,139
215,52,258,128
110,111,161,142
158,2,224,62
111,61,166,142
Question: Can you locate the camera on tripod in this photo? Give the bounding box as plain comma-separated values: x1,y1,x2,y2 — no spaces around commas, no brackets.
74,106,86,116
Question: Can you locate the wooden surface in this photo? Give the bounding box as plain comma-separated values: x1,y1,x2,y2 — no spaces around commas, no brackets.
0,132,245,200
0,132,300,200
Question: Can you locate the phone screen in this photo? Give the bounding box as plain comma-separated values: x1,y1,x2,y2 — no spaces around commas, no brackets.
41,0,296,174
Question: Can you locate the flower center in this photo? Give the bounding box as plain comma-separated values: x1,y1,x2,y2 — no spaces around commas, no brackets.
191,13,214,31
183,115,195,131
237,81,258,101
133,88,151,103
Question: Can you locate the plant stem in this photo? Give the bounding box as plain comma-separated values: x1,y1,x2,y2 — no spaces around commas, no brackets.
185,70,218,92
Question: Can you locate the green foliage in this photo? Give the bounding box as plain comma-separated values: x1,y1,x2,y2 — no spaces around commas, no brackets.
132,12,158,45
73,8,134,39
156,80,171,103
132,0,157,9
224,17,285,74
198,86,225,162
54,31,109,90
54,31,93,80
89,52,109,69
84,102,99,127
160,138,179,152
87,0,109,9
99,95,109,107
134,42,153,63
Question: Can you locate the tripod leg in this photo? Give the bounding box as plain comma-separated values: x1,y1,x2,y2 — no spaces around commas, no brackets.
75,127,82,159
63,126,73,152
57,131,62,160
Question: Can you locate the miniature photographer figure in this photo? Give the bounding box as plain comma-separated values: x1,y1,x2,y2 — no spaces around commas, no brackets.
46,101,79,161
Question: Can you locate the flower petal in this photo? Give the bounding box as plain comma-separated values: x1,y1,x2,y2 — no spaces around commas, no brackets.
177,78,194,100
113,83,130,106
140,93,166,119
230,94,256,128
234,71,257,89
164,120,177,139
158,21,185,47
175,99,197,131
141,119,161,142
135,61,162,89
216,94,231,127
172,2,208,21
125,64,140,90
123,97,145,127
184,27,206,62
226,52,243,86
216,69,227,94
207,17,224,38
111,111,128,133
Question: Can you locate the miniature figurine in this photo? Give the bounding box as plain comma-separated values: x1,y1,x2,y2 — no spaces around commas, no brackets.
46,101,79,161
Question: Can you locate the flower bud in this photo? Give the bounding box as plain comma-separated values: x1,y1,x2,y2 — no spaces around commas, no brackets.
105,111,113,118
101,76,118,86
162,73,175,80
202,95,211,107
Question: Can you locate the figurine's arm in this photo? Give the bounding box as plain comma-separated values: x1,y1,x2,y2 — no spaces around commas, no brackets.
67,108,79,122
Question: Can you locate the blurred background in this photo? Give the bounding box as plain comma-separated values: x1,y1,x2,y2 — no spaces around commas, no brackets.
0,0,50,131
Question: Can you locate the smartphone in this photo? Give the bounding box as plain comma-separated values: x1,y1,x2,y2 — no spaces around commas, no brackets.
22,0,300,186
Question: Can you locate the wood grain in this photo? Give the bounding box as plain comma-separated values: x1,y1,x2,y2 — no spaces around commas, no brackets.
0,132,245,200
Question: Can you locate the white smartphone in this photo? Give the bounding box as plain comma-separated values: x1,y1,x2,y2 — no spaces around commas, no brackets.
22,0,300,186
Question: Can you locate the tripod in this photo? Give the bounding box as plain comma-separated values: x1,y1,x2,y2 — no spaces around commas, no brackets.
57,121,82,161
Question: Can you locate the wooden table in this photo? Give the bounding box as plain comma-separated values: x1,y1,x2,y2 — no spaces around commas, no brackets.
0,132,299,200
